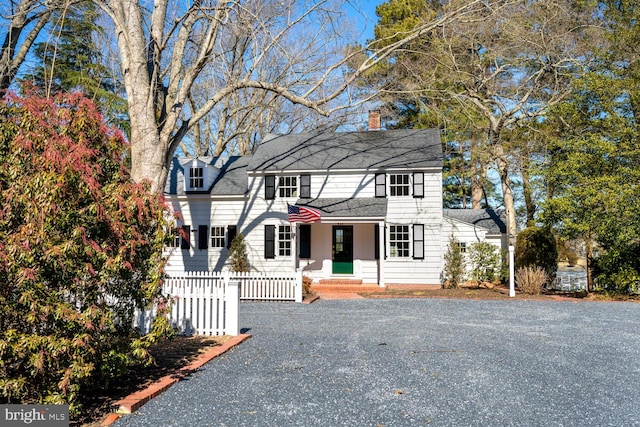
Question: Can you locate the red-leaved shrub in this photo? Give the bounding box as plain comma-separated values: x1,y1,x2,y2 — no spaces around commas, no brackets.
0,92,172,413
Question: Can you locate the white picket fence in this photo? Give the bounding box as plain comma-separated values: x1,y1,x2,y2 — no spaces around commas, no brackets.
233,270,303,302
135,270,302,336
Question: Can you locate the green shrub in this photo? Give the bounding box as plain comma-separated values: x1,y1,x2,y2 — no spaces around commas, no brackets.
467,242,502,283
228,233,250,272
443,235,465,288
0,92,171,413
515,226,558,279
593,244,640,294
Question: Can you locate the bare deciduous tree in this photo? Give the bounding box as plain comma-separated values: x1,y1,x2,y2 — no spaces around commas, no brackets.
179,0,359,157
0,0,64,90
91,0,488,191
368,0,600,237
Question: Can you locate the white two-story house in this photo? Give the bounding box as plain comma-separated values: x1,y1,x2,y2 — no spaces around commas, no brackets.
163,128,506,285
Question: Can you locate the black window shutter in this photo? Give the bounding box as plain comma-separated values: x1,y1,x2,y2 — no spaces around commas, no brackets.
374,224,379,260
413,172,424,198
265,175,276,200
299,224,311,258
375,173,386,198
265,225,275,259
181,225,191,249
227,225,237,249
384,225,387,259
198,225,208,250
413,224,424,259
300,174,311,198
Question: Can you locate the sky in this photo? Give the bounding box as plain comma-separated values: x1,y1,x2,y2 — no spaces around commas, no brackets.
345,0,384,43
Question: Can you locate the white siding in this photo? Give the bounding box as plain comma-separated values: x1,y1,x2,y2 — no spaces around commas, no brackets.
383,224,442,285
164,197,247,274
307,173,376,198
382,172,443,284
165,165,509,287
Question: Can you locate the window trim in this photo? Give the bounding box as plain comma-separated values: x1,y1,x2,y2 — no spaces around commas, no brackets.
169,228,181,248
278,225,292,256
278,176,298,198
188,166,204,190
389,225,410,258
210,226,225,248
389,173,410,196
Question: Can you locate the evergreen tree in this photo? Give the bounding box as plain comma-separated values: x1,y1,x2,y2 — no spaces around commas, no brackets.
541,1,640,293
443,235,465,288
20,1,127,131
228,233,250,273
364,0,597,237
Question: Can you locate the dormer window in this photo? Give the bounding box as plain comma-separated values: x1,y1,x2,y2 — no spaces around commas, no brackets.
189,166,204,190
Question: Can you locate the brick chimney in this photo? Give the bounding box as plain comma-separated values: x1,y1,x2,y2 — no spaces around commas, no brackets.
368,110,381,131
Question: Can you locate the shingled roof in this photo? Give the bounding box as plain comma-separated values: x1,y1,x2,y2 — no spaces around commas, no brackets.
295,198,387,218
443,209,507,235
249,129,442,172
164,156,249,196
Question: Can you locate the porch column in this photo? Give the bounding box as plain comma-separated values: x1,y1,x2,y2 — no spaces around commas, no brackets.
291,222,297,271
378,221,385,287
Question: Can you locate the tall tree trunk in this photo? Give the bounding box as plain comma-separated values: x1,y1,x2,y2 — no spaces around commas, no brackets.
585,234,594,293
470,132,484,209
521,155,536,226
110,0,174,192
494,145,517,240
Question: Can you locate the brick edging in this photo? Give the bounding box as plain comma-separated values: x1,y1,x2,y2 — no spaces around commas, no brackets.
100,333,251,426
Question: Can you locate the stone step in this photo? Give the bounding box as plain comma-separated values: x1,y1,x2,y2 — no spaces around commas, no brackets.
311,281,385,293
317,278,363,285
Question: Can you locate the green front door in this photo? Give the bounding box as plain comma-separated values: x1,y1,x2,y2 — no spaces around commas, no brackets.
332,226,353,274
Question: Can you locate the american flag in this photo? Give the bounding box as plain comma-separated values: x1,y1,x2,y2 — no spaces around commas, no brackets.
287,204,322,223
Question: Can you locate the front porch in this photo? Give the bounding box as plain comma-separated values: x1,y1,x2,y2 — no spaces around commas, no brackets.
293,221,386,286
290,198,387,286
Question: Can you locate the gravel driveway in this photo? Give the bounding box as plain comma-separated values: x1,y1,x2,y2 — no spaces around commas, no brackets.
115,299,640,426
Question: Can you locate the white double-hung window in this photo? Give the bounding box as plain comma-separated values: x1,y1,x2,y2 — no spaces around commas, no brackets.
389,174,410,196
189,166,204,189
279,225,292,256
210,226,225,248
389,224,424,259
389,225,410,257
278,176,297,197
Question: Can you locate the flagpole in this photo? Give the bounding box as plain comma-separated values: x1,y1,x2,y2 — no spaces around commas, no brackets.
291,222,297,272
